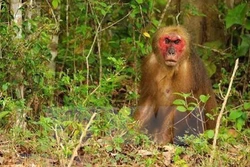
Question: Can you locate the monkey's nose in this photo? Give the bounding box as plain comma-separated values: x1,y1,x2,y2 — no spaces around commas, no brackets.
168,47,175,55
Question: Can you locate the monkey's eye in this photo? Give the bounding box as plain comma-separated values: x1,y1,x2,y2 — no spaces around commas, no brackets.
165,38,171,44
174,39,181,44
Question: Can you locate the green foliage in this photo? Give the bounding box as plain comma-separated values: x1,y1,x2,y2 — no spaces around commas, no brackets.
225,3,250,58
184,3,206,17
225,3,248,29
173,93,210,113
205,129,215,139
200,41,222,77
224,3,250,58
228,107,248,131
237,34,250,56
185,135,211,154
173,147,188,166
52,0,60,9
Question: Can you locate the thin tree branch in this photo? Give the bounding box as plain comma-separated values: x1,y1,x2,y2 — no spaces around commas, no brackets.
97,34,102,86
194,43,227,55
210,58,239,163
82,84,101,105
67,113,97,167
85,2,104,95
45,0,58,26
157,0,172,29
62,0,69,70
99,10,132,32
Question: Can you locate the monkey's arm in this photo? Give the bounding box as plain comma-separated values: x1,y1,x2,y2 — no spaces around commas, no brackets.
189,51,217,130
134,98,156,126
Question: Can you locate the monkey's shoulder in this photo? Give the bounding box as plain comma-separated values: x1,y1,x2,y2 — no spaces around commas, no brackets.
188,53,213,92
143,53,159,65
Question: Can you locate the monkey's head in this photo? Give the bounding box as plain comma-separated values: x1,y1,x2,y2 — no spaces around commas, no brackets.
152,26,190,67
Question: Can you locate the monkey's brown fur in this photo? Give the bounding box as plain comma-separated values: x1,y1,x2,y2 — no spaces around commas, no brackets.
134,26,217,144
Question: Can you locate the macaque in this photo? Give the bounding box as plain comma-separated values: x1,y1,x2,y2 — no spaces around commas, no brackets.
134,26,217,144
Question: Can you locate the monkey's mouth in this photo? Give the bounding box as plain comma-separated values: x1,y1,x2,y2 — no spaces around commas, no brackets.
165,60,177,66
164,55,177,66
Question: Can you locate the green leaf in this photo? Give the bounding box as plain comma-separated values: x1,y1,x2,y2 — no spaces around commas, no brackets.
245,19,250,30
177,106,187,112
204,40,223,49
182,93,191,98
189,102,197,107
2,83,9,91
174,92,191,99
236,118,245,131
98,2,108,7
229,110,242,120
241,112,247,120
0,111,10,119
115,137,125,144
243,102,250,110
52,0,59,9
173,99,186,106
113,75,127,83
237,34,250,56
225,3,247,29
119,107,131,117
136,0,143,4
206,130,214,139
105,145,113,152
187,106,195,111
185,4,206,17
116,146,122,152
204,60,217,77
199,95,210,103
152,19,159,27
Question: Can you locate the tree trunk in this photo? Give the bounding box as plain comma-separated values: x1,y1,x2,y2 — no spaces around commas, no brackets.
10,0,22,39
10,0,25,128
180,0,225,44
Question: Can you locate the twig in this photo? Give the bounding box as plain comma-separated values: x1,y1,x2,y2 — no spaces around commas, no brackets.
85,2,104,95
210,59,239,163
53,125,67,166
45,0,58,26
62,0,69,69
99,11,132,32
194,43,227,55
82,84,101,105
175,12,181,25
97,34,102,86
157,0,172,29
67,113,97,167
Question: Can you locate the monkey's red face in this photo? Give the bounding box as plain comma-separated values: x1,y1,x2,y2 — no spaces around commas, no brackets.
158,34,186,66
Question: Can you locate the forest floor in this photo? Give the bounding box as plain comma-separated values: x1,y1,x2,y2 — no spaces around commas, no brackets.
0,132,249,167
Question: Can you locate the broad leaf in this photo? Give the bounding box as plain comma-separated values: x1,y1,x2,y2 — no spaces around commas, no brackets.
243,102,250,110
187,106,195,111
237,34,250,56
173,99,186,106
225,3,247,29
136,0,143,4
246,19,250,30
206,130,214,139
229,110,242,120
0,111,10,119
52,0,59,9
236,118,245,131
177,106,187,112
199,94,210,103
